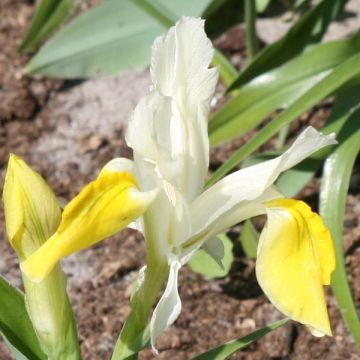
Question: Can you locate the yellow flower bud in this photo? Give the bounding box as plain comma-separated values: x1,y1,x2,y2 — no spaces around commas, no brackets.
2,154,80,359
3,154,61,258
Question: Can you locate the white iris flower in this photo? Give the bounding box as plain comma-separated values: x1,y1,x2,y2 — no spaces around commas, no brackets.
22,17,336,352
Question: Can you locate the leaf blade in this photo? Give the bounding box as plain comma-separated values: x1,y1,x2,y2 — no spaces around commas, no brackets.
192,318,289,360
0,275,46,360
19,0,74,54
206,51,360,187
227,0,349,91
209,32,360,145
319,113,360,347
25,0,213,78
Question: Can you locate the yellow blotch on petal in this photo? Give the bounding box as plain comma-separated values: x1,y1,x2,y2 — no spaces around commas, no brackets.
21,171,156,282
256,198,335,337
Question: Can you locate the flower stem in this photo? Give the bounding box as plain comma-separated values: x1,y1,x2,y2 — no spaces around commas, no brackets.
22,265,81,360
111,261,169,360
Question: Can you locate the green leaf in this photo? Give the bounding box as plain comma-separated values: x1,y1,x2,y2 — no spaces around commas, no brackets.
277,86,360,197
25,0,212,78
320,113,360,347
209,31,360,145
188,234,233,278
0,275,46,360
111,263,169,359
192,318,289,359
294,0,311,11
211,50,238,87
201,0,230,18
206,51,360,187
239,220,258,259
203,0,243,39
227,0,349,91
255,0,272,13
19,0,74,54
238,87,360,197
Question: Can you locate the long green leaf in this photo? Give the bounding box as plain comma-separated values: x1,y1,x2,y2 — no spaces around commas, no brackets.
192,318,289,360
206,52,360,187
255,0,272,13
227,0,348,91
0,276,46,360
25,0,212,78
320,114,360,347
277,86,360,197
202,0,230,18
19,0,74,54
244,86,360,197
237,86,360,262
209,32,360,145
211,50,238,87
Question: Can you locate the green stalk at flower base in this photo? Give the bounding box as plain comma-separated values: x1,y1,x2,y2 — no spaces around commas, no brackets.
22,266,80,360
3,154,81,360
111,261,169,360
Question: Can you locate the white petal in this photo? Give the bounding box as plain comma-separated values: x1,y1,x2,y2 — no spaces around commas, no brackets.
149,183,192,255
182,187,281,259
126,91,160,165
151,17,217,109
149,17,218,200
150,261,182,352
190,127,336,238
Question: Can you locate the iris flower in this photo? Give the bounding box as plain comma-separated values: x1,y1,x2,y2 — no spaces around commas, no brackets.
21,17,336,351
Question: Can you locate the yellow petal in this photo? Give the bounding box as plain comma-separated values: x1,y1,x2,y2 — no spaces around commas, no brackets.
256,198,335,336
2,154,61,259
21,171,156,282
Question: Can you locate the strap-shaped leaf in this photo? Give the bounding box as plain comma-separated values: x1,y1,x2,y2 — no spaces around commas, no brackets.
192,318,289,359
209,31,360,145
0,275,45,360
320,113,360,347
255,0,272,13
206,52,360,187
227,0,349,90
239,86,360,197
19,0,74,54
25,0,213,78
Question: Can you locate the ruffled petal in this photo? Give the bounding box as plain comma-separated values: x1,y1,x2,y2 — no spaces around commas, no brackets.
150,260,182,352
128,17,218,201
256,198,335,336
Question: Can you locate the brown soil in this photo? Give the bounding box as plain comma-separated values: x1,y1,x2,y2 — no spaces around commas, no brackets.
1,1,359,360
